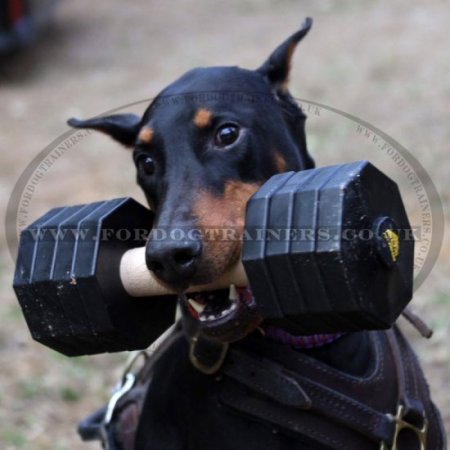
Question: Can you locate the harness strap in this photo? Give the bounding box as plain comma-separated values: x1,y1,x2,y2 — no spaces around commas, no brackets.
218,327,444,450
401,307,433,339
222,347,395,445
220,379,376,450
386,328,425,427
222,349,311,409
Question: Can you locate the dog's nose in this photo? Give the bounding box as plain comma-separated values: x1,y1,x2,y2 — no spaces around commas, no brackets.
145,238,202,288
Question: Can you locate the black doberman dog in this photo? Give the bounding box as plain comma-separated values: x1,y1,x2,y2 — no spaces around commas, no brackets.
69,19,445,450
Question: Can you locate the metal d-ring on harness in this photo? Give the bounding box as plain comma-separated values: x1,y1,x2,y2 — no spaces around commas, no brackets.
380,405,428,450
377,328,429,450
189,333,229,375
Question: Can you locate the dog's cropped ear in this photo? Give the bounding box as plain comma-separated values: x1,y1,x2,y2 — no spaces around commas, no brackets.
67,114,141,148
257,17,312,92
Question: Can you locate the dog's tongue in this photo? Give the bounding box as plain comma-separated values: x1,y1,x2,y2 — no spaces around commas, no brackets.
236,286,254,303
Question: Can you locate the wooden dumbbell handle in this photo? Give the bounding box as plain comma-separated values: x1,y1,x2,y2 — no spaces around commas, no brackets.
120,247,248,297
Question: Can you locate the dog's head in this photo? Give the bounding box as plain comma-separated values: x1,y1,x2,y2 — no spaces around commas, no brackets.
68,18,314,343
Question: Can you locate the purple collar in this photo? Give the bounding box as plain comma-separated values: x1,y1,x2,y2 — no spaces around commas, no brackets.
262,325,345,349
235,287,345,349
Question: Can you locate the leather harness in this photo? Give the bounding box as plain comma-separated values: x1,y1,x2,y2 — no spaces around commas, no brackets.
78,321,446,450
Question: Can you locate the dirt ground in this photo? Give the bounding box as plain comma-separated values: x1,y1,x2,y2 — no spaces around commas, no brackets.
0,1,449,448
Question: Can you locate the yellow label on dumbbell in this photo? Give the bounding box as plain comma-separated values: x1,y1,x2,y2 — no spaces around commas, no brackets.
383,229,399,262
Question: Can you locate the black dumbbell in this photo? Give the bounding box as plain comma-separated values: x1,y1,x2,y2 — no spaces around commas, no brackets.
13,160,414,356
243,160,414,334
13,198,178,356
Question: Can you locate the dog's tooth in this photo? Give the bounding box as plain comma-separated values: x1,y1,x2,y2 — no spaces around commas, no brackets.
208,315,215,321
230,302,237,311
229,284,239,301
188,299,205,314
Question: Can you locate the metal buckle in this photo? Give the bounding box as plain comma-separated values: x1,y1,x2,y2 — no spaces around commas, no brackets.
380,405,428,450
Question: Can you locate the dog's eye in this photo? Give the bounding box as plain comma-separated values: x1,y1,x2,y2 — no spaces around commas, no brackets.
138,156,155,175
214,124,240,147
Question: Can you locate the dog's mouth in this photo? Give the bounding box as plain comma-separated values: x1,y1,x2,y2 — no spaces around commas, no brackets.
181,285,262,343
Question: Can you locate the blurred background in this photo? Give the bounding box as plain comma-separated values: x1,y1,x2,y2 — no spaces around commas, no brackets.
0,0,449,448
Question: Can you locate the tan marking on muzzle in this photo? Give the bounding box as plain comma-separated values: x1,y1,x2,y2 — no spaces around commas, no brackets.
138,127,154,143
193,181,260,281
193,108,213,128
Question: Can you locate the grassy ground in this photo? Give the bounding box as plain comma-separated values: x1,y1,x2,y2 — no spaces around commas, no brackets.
0,1,449,448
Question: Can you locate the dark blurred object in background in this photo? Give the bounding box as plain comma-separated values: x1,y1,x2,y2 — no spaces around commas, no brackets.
0,0,59,54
